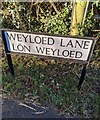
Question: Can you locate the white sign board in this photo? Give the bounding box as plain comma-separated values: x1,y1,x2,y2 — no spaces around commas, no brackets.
3,30,95,62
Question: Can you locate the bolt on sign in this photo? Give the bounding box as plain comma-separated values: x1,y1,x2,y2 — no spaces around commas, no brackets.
1,29,97,90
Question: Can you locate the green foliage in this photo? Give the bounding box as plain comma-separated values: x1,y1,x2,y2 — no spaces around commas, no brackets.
38,4,72,35
1,2,72,35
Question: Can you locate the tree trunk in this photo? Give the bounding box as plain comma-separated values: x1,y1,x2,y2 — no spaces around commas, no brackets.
70,0,87,36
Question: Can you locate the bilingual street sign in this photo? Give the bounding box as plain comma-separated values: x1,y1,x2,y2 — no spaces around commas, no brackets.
1,29,95,63
1,29,97,90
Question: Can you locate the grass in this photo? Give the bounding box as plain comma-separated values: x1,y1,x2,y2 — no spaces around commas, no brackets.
1,53,100,119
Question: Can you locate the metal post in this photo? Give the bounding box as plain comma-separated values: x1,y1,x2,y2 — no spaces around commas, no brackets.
1,30,14,76
77,64,87,90
6,54,14,76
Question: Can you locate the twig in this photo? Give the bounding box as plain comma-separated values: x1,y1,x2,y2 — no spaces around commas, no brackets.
34,111,45,115
82,0,90,25
19,102,36,111
92,30,100,32
36,4,40,21
49,0,59,14
24,98,47,109
1,88,11,99
28,1,34,30
13,2,20,21
19,102,46,114
74,71,80,79
1,88,10,95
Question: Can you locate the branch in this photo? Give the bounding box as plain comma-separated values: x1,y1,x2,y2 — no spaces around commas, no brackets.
49,0,59,14
82,0,90,25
